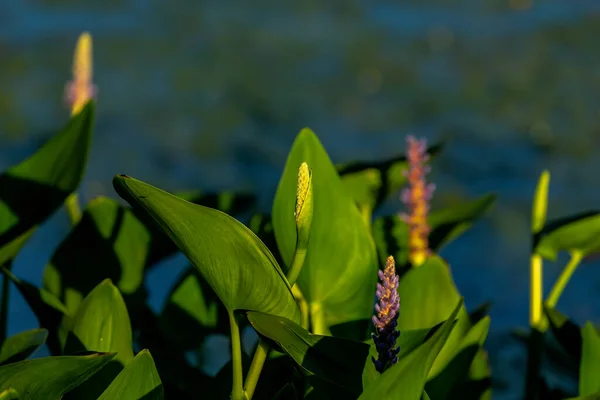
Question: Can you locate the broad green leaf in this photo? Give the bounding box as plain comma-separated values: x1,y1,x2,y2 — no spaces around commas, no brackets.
66,279,134,365
0,328,48,365
0,388,18,399
426,316,491,399
565,394,600,400
397,256,471,377
358,299,463,400
544,306,582,363
138,191,257,270
272,129,378,336
0,352,114,399
113,175,300,323
373,194,495,266
246,310,370,396
97,350,163,400
337,143,442,215
159,268,229,350
0,102,94,266
532,170,550,234
43,197,151,315
0,267,69,355
534,211,600,261
580,322,600,396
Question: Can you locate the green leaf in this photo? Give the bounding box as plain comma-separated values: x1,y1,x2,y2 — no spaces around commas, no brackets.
43,197,151,316
358,299,463,400
544,306,582,364
159,268,229,350
113,175,300,323
337,143,442,215
565,393,600,400
580,322,600,396
397,256,471,377
139,191,257,270
97,350,163,400
425,316,491,399
66,279,134,365
373,194,496,266
534,211,600,261
0,267,69,355
272,129,378,336
0,328,48,365
0,388,19,400
532,170,550,234
0,352,114,399
246,310,370,396
0,102,94,266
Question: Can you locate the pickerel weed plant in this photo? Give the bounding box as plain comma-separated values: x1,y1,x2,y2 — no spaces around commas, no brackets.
0,31,598,400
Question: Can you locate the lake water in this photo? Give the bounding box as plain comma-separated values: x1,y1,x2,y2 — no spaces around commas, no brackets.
2,1,600,398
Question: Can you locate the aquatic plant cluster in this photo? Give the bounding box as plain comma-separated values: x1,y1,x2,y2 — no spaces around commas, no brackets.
0,31,598,400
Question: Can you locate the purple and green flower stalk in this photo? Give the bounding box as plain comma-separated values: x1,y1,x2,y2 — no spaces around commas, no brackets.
400,135,435,267
371,255,401,373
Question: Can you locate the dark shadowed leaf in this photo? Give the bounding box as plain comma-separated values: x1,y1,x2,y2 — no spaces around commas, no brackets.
580,322,600,396
43,197,151,316
0,352,114,399
565,394,600,400
0,328,48,366
272,129,378,337
0,267,69,355
397,256,471,377
97,350,163,400
545,306,582,363
358,299,463,400
113,175,300,323
373,194,495,266
337,143,442,216
534,211,600,261
0,102,94,266
159,267,229,350
246,310,370,396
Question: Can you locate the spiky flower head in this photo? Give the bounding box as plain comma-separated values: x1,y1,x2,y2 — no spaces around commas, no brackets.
372,255,400,373
65,32,97,115
400,135,435,267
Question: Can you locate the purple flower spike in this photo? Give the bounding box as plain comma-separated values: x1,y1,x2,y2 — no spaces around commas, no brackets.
371,255,401,373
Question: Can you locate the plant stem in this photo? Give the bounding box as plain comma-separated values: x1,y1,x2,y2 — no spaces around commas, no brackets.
545,251,582,310
292,285,309,330
64,192,82,226
244,340,269,399
310,303,327,335
529,254,543,329
286,245,307,287
524,328,544,400
228,311,245,400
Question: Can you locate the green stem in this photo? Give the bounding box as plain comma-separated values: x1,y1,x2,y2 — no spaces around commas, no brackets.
546,251,583,310
310,303,327,335
64,192,82,226
228,311,245,400
524,328,544,400
286,245,307,287
244,340,269,399
0,261,12,345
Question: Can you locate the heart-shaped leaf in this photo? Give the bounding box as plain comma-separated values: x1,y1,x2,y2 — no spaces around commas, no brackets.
425,316,491,399
580,322,600,396
534,211,600,261
358,298,463,400
0,328,48,365
113,175,300,323
43,197,151,316
373,194,495,266
97,350,163,400
397,256,471,377
337,143,443,216
544,306,582,364
0,352,114,399
0,268,69,355
0,102,94,266
159,267,229,350
246,310,370,396
272,129,378,337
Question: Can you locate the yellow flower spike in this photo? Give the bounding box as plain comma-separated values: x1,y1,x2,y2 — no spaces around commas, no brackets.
66,32,96,116
287,162,313,287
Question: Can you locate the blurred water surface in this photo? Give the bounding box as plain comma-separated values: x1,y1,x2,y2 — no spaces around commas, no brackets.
2,1,600,398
